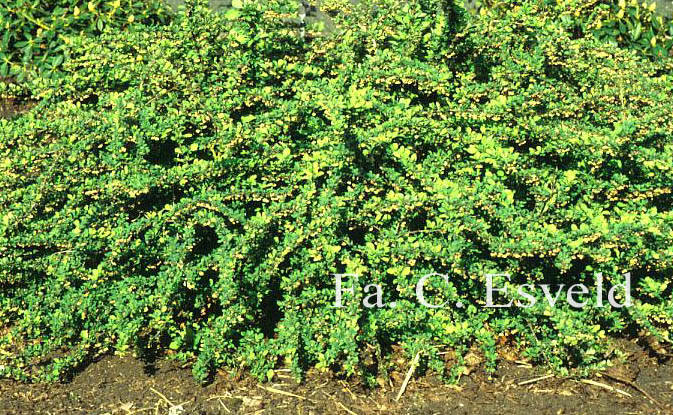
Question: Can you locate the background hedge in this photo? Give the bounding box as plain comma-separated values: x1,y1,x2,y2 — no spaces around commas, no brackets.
467,0,673,59
0,0,171,80
0,0,672,383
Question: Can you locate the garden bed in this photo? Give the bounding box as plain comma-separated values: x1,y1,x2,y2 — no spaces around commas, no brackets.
0,338,671,414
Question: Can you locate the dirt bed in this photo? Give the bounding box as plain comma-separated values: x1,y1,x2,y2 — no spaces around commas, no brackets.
1,339,672,415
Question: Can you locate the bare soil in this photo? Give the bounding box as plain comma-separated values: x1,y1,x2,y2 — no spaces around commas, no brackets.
1,338,671,415
0,86,36,120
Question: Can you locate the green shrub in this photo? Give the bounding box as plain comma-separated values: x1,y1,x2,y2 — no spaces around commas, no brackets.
465,0,673,60
0,0,171,80
0,0,672,383
555,0,673,60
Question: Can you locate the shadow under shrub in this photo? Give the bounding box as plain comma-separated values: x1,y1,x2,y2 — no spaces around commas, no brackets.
0,0,672,383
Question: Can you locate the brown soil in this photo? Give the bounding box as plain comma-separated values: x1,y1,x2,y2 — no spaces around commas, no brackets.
1,339,671,415
0,78,36,120
0,98,35,120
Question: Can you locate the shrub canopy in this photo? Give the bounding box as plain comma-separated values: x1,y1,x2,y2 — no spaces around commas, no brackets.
1,0,672,382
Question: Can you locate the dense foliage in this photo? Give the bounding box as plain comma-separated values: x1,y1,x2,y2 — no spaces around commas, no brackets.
0,0,171,79
1,0,672,383
467,0,673,59
553,0,673,59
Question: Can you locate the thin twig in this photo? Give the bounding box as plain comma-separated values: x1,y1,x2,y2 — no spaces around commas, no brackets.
517,374,554,386
258,385,315,402
336,401,359,415
600,372,664,409
149,387,174,407
339,380,358,401
579,379,632,398
206,393,232,401
396,351,421,402
217,398,231,414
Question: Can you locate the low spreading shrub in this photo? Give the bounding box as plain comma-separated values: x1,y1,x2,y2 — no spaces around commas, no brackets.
0,0,671,383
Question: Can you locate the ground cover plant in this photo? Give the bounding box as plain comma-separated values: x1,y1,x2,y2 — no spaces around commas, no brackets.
0,0,672,385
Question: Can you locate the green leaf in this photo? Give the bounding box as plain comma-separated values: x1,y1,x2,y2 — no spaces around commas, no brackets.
224,8,240,20
169,338,182,350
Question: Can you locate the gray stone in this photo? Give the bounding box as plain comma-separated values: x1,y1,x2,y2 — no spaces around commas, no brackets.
162,0,338,37
653,0,673,17
299,0,337,35
163,0,233,12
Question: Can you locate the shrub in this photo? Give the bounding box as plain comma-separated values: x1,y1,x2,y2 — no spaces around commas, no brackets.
554,0,673,60
465,0,673,60
0,0,672,383
0,0,171,80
